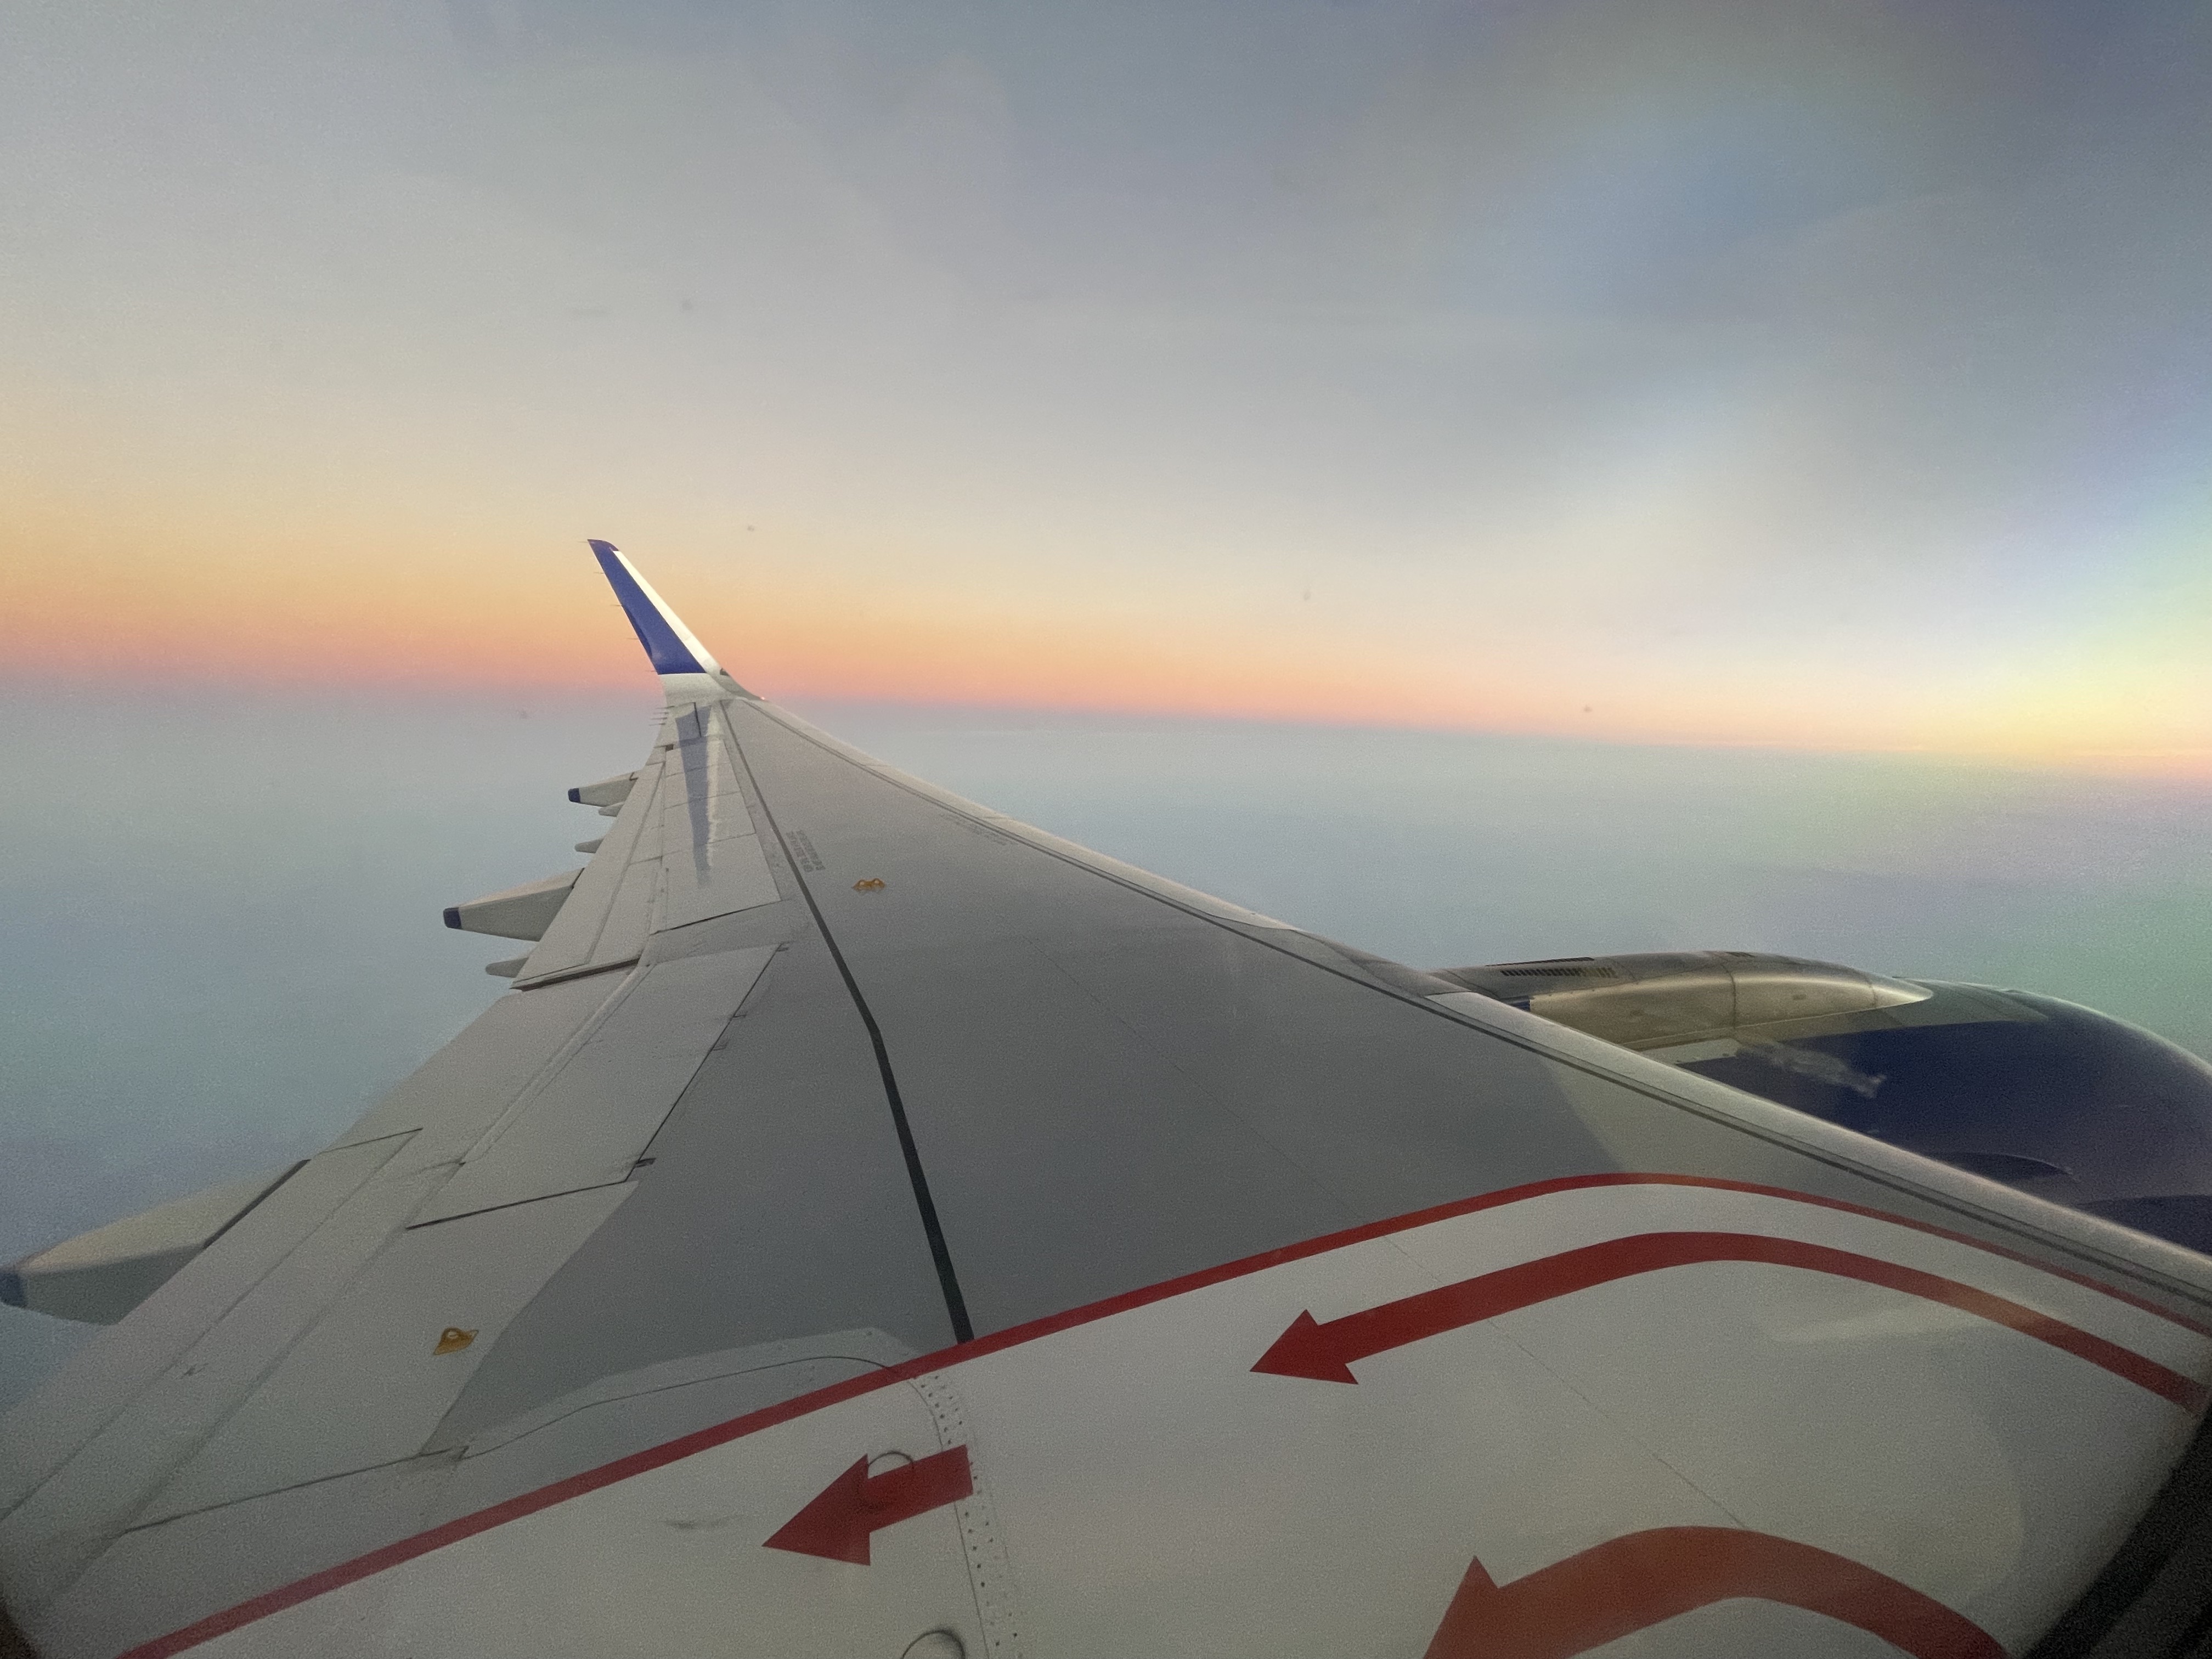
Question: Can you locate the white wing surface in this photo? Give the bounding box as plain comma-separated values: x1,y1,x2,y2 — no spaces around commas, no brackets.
5,543,2210,1659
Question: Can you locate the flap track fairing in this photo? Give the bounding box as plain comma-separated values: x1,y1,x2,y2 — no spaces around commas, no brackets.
442,868,583,941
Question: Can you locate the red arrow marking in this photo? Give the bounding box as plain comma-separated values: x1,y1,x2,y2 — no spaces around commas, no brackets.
764,1446,973,1564
1424,1526,2002,1658
1254,1229,2208,1409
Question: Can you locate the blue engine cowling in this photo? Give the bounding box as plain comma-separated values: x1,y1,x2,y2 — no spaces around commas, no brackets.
1683,984,2212,1252
1436,953,2212,1255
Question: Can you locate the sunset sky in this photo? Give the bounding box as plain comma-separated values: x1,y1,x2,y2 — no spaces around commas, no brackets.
4,1,2210,763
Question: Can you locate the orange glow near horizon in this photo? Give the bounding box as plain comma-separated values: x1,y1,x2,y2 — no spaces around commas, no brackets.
8,509,2211,781
6,3,2212,787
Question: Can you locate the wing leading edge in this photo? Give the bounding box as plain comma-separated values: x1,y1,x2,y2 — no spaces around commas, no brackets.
4,543,2210,1659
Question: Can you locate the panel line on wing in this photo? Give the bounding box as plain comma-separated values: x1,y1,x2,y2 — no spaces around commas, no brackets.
737,699,2212,1305
723,717,976,1346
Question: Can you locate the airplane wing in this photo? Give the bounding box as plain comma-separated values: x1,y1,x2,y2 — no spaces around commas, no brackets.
5,544,2212,1659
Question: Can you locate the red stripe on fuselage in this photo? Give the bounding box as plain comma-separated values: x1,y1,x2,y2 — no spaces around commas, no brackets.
1254,1230,2209,1408
119,1172,2207,1658
1424,1527,2005,1659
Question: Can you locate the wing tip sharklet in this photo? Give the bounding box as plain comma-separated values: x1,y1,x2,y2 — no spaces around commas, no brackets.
586,539,753,701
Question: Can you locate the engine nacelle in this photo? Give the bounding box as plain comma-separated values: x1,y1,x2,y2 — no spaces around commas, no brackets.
1438,951,2212,1254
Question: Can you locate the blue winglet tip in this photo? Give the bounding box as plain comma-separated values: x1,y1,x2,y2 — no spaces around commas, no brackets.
585,538,707,676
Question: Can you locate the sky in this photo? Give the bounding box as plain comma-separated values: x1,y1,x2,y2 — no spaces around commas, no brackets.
3,0,2210,761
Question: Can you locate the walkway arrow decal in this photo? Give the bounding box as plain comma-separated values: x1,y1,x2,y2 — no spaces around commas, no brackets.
764,1446,973,1564
1423,1526,2004,1659
1252,1229,2207,1408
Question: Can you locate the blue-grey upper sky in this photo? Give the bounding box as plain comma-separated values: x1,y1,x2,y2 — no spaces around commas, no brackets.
5,1,2208,756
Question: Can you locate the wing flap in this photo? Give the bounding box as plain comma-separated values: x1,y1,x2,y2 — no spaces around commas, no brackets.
513,755,669,984
0,1165,300,1326
659,834,780,930
414,947,776,1224
656,704,783,928
133,1184,637,1526
0,1135,428,1607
